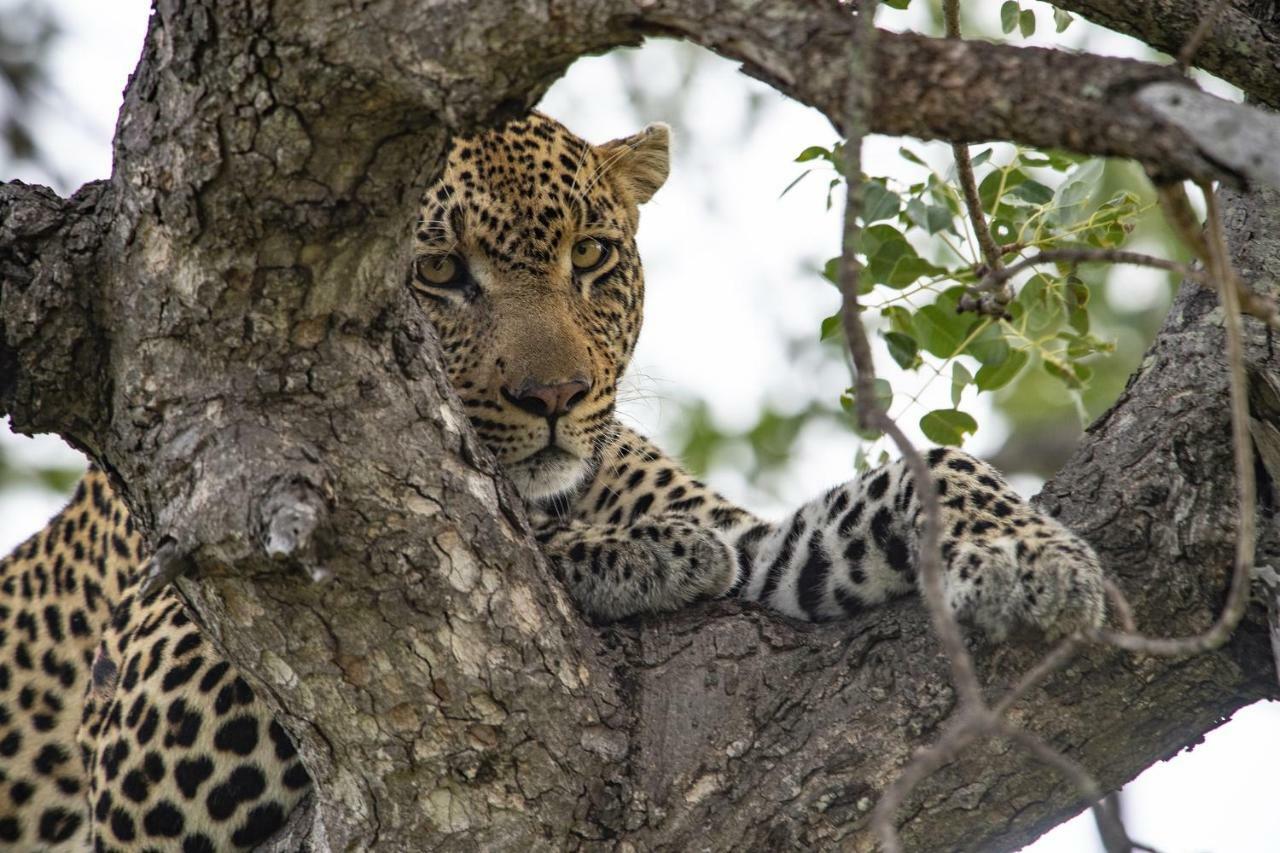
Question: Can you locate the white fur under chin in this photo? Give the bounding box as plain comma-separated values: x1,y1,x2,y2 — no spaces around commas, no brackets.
507,449,594,503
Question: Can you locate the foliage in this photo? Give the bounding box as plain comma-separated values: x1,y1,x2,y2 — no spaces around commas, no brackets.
0,3,60,179
786,141,1153,457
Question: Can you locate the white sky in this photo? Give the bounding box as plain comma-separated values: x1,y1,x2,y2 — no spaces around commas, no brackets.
1,1,1276,850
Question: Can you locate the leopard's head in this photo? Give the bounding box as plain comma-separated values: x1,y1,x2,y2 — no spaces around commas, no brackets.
411,112,669,501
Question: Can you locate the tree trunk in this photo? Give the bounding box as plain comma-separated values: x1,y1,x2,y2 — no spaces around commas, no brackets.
1,1,1278,850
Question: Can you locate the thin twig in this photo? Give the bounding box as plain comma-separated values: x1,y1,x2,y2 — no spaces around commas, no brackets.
851,5,1258,848
943,0,1004,278
1178,0,1231,70
991,637,1080,718
1157,183,1280,327
1155,183,1210,258
837,0,881,429
839,0,982,710
972,242,1280,327
1092,182,1257,656
839,5,989,848
998,724,1138,853
871,716,984,850
977,248,1206,292
1102,578,1137,634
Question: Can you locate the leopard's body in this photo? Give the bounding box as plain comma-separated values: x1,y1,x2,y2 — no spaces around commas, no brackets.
0,112,1105,850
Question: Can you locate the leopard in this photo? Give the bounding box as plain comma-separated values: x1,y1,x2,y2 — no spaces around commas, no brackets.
0,111,1105,851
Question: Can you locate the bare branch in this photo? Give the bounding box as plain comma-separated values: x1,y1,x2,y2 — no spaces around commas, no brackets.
1137,83,1280,188
1051,0,1280,109
1088,183,1257,656
942,0,1007,281
998,724,1134,853
0,180,110,450
969,244,1280,328
1176,0,1232,69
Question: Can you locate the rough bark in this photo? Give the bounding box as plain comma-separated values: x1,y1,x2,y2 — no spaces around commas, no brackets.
1053,0,1280,109
1,0,1278,850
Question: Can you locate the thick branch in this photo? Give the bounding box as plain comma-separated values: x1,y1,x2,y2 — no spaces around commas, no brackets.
619,186,1280,852
0,180,109,452
1053,0,1280,108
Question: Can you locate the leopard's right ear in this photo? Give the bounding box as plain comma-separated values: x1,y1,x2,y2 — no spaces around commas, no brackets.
596,122,671,206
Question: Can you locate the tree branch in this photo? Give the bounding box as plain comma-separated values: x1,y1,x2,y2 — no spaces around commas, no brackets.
3,1,1279,850
0,180,110,452
1052,0,1280,108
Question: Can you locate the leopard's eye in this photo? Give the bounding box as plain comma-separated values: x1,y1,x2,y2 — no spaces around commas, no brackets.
571,238,609,272
415,254,462,286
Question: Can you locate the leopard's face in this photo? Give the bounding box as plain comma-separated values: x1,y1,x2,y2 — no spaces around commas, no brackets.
411,113,669,501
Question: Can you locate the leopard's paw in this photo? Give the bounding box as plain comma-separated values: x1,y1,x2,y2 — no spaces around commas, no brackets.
944,520,1104,641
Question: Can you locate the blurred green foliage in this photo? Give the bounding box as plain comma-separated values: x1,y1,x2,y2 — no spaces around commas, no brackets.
0,445,82,494
661,2,1187,487
0,2,61,182
1,6,84,498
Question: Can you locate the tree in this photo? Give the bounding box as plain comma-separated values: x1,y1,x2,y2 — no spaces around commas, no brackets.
1,0,1278,850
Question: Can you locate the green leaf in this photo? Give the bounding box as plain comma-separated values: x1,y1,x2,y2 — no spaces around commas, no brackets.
820,312,842,341
913,304,966,358
842,378,894,415
882,305,914,335
1020,274,1064,331
795,145,830,163
898,146,927,166
860,224,944,289
978,168,1028,211
1065,275,1090,334
1053,8,1073,32
863,181,902,223
1000,1,1020,34
826,177,842,211
1045,149,1086,171
990,218,1019,244
974,349,1028,390
1011,179,1054,205
885,331,920,369
905,198,955,235
842,379,894,440
883,0,912,8
1019,8,1036,37
1043,358,1083,389
1069,306,1090,334
920,408,979,446
779,169,812,198
969,148,993,169
886,255,947,288
1050,159,1105,227
822,257,873,294
966,322,1011,366
1062,331,1111,359
950,362,973,407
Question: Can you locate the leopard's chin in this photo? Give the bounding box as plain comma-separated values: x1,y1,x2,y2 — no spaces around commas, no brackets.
506,446,593,503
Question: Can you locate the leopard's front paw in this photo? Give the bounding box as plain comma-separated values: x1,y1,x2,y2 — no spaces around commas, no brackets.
1020,527,1106,640
548,519,737,623
686,527,738,600
944,520,1105,641
633,519,736,602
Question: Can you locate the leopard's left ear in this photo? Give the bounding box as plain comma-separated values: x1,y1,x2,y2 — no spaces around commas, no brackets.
597,122,670,205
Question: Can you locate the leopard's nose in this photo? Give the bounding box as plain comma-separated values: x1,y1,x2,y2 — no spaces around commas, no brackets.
502,378,591,419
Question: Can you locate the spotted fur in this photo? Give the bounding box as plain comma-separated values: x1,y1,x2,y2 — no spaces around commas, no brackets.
1,112,1104,850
